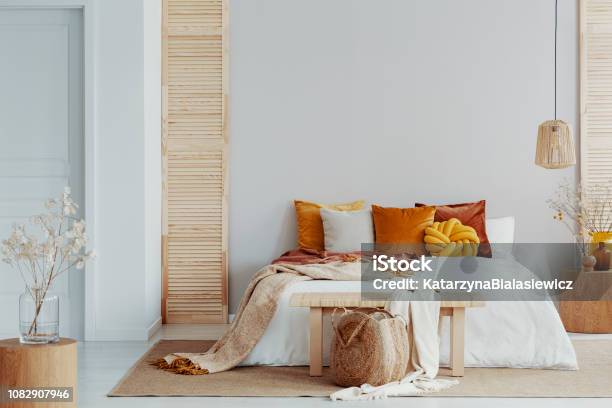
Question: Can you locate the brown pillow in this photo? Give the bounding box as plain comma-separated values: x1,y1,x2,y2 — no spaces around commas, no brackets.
371,205,436,255
415,200,491,257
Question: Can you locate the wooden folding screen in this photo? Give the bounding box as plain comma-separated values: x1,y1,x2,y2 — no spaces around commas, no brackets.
162,0,228,323
581,0,612,207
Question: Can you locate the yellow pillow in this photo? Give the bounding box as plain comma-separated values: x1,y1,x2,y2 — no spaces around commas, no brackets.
424,218,480,256
295,200,365,251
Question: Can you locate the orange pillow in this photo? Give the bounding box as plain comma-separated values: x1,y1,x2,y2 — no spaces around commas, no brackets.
295,200,365,251
372,205,435,255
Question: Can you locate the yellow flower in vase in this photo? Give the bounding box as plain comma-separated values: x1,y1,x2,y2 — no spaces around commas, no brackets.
591,232,612,244
589,231,612,256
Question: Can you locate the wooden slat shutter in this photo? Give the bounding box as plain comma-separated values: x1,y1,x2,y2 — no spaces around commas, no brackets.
581,0,612,203
162,0,228,323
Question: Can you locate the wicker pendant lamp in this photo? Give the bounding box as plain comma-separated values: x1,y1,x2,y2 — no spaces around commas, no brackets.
535,0,576,169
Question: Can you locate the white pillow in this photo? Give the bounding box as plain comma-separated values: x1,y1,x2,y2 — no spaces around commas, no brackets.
486,216,515,258
486,216,515,243
320,208,374,252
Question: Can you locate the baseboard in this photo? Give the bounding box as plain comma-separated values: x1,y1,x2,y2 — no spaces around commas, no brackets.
88,326,153,341
85,316,163,341
146,316,162,339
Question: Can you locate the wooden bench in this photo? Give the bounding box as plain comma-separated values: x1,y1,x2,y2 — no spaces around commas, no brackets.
290,293,484,377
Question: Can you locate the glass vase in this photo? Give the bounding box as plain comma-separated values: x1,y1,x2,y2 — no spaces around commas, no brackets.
19,288,59,344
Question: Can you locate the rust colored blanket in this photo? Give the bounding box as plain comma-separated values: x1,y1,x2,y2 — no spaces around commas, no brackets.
272,248,361,265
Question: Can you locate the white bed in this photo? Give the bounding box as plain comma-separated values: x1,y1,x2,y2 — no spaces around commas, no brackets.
242,269,578,370
242,216,578,369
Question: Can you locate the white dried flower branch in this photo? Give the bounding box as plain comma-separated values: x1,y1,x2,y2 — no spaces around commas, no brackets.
1,187,95,336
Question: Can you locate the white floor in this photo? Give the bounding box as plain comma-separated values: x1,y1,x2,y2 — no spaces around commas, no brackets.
77,327,612,408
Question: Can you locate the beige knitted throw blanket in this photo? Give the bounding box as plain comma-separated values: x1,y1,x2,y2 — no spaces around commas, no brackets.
156,260,361,374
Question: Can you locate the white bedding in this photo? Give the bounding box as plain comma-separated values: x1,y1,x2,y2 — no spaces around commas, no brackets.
242,260,578,369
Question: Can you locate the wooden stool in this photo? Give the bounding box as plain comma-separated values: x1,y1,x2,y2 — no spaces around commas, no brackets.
559,270,612,333
0,338,77,408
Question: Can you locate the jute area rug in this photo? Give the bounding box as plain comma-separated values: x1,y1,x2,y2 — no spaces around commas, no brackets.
109,340,612,397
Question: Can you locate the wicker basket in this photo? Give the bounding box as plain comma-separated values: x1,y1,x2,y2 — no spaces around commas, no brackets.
330,308,409,387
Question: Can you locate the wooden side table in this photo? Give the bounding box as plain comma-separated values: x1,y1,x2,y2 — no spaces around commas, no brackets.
0,338,77,408
290,292,484,377
559,270,612,333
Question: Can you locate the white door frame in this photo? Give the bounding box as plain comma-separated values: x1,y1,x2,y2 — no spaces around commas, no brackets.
0,0,97,340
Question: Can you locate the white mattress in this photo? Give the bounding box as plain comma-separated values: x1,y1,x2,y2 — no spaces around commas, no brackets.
241,279,578,369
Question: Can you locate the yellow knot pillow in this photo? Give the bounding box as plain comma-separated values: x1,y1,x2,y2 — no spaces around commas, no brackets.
424,218,480,257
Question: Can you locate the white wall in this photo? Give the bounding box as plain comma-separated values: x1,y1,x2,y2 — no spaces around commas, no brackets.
86,0,161,340
228,0,580,312
0,0,160,341
144,0,162,338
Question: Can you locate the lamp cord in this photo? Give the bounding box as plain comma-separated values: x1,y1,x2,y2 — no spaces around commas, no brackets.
555,0,558,120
